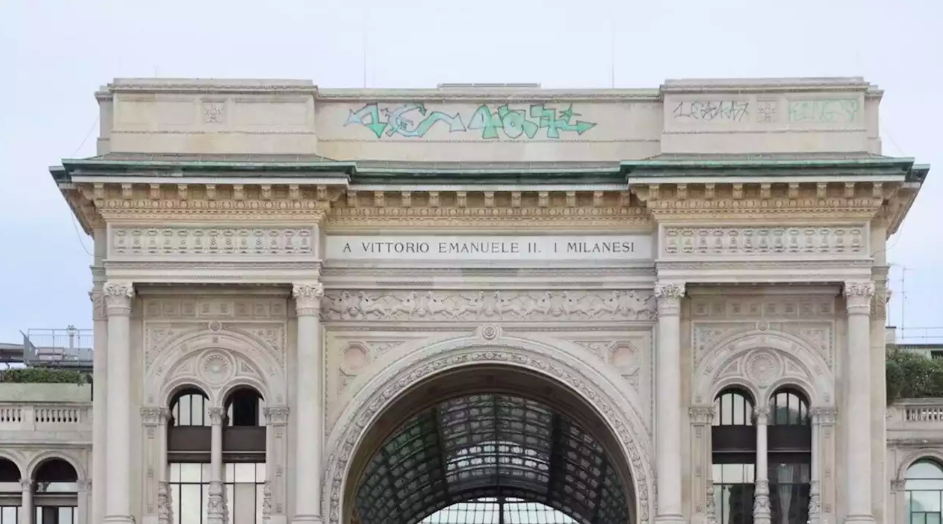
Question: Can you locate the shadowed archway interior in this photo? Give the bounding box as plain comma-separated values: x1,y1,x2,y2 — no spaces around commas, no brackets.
346,366,634,524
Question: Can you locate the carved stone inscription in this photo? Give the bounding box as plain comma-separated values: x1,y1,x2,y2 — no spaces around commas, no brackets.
321,290,656,321
325,235,653,261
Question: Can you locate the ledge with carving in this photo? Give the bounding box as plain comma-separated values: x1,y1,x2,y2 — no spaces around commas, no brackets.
325,189,652,228
631,179,903,222
320,289,657,322
65,182,342,233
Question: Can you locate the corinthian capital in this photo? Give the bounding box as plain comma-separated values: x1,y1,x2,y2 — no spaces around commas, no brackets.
292,281,324,316
103,281,134,313
844,280,875,314
654,282,686,300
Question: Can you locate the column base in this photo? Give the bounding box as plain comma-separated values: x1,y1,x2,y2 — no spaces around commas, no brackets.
291,516,323,524
102,516,135,524
654,515,686,524
844,515,875,524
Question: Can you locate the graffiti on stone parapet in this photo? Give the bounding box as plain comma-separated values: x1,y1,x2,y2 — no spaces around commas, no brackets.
787,99,860,123
345,102,596,139
672,100,750,122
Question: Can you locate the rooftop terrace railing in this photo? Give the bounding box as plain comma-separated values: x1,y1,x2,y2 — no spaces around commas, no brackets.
20,327,93,368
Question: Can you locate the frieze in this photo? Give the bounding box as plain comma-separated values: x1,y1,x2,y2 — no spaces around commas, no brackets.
662,225,867,257
321,290,656,322
111,226,315,257
691,296,834,319
144,298,288,319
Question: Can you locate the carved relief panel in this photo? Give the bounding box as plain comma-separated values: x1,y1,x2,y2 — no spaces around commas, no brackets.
662,225,869,259
320,289,656,322
691,293,836,369
322,289,657,437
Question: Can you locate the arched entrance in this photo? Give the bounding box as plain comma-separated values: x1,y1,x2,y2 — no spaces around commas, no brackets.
341,365,637,524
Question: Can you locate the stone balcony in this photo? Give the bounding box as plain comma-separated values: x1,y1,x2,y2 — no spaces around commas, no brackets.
888,398,943,446
0,384,92,444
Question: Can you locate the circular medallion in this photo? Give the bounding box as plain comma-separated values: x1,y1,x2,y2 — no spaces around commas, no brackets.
199,351,234,385
480,325,500,340
745,350,781,387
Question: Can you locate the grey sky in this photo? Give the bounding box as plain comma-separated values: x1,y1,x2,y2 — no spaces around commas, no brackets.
1,0,941,343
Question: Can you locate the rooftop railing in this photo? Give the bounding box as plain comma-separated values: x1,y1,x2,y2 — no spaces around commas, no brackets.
20,327,93,367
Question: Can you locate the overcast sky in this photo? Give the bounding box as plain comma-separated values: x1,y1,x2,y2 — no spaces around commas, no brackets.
1,0,941,344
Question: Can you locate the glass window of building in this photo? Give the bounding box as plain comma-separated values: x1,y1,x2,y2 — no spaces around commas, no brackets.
712,388,757,524
168,463,211,524
171,389,210,427
768,388,812,524
906,460,943,524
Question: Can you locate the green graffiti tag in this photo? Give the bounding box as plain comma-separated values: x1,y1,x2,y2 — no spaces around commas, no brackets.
345,102,596,139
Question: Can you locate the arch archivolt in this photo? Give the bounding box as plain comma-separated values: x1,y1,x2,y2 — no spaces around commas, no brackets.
0,449,28,479
321,327,655,524
327,327,653,435
693,329,834,408
893,448,943,484
145,327,287,408
24,449,88,480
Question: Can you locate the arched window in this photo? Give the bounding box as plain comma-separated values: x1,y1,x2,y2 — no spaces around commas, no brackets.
714,389,755,427
170,388,210,427
712,388,756,524
770,389,809,427
33,459,78,524
225,389,265,428
768,388,811,524
0,459,21,524
906,460,943,524
223,388,266,524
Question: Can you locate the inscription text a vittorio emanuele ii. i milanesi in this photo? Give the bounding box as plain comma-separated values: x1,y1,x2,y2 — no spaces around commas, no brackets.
344,239,636,255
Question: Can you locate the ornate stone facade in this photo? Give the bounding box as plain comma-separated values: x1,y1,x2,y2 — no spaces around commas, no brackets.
41,77,929,524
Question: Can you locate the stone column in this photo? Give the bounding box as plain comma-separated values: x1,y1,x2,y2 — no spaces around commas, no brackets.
90,225,108,524
141,407,164,524
809,410,822,524
78,480,91,524
20,479,31,524
689,406,715,524
654,282,685,524
818,408,838,523
845,281,875,524
208,407,228,524
754,407,771,524
263,406,289,524
292,282,324,524
103,281,134,524
158,408,172,524
890,479,907,524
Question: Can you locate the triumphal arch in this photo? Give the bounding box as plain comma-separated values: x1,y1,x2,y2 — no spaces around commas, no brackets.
51,77,927,524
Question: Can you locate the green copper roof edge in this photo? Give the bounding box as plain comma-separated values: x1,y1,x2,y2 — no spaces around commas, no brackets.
352,167,621,176
60,158,357,172
621,157,916,170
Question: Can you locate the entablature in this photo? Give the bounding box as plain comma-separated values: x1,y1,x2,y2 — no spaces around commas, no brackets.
625,156,927,233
